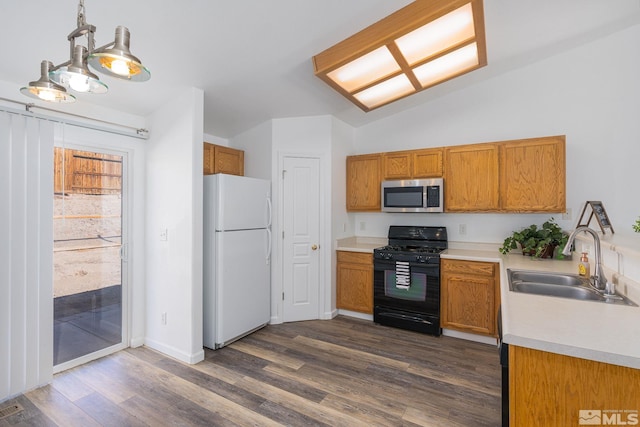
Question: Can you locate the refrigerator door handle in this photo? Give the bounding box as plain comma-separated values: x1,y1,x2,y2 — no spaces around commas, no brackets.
266,228,272,264
266,197,272,228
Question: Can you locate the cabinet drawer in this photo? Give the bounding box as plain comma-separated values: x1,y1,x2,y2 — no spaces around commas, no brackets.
337,251,372,265
441,259,495,276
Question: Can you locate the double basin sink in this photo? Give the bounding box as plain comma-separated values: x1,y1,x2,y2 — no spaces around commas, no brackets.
508,269,637,306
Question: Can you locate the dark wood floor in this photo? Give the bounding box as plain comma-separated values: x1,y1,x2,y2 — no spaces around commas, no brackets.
0,316,501,426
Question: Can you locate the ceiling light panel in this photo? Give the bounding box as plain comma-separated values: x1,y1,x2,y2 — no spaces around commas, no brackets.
395,3,475,66
413,42,479,88
313,0,487,112
354,74,415,109
327,46,401,93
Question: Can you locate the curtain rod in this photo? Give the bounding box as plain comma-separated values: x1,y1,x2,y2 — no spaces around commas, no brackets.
0,96,149,140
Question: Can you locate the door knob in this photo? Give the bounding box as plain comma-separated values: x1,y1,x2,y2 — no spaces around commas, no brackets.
311,244,318,250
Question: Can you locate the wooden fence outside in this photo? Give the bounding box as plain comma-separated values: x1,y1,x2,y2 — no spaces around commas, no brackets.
54,148,122,195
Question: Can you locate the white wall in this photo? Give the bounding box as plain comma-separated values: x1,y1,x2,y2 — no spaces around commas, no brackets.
353,22,640,246
204,133,229,147
231,120,273,180
144,87,204,364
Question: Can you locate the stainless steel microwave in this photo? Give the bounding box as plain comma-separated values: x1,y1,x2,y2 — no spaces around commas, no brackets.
381,178,444,213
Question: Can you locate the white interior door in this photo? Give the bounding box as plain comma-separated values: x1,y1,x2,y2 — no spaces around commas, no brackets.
282,156,320,322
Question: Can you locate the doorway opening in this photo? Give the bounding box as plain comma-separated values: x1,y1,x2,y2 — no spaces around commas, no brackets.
53,147,125,368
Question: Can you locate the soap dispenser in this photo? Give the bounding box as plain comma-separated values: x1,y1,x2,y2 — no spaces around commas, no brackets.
578,252,590,277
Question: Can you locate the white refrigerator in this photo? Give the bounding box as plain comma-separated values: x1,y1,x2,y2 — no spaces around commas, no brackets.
203,173,272,349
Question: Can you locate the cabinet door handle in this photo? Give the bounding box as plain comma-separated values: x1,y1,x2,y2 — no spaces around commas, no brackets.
311,244,318,250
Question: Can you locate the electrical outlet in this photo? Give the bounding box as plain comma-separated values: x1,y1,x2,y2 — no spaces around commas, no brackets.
562,208,572,221
459,224,467,235
360,221,366,231
160,228,168,241
161,312,167,325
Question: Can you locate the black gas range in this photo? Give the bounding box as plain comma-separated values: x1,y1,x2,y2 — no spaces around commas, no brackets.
373,225,447,336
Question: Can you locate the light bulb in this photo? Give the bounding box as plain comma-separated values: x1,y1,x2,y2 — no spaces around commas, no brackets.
69,74,90,92
110,59,130,76
38,89,57,102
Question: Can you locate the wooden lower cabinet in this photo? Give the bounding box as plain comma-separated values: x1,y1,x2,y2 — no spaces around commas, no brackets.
336,251,373,314
440,259,500,336
510,345,640,426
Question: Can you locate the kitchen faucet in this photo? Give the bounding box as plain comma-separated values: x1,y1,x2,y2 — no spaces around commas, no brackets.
562,226,614,295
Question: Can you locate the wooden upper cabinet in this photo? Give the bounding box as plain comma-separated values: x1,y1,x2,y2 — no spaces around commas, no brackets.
382,148,443,180
444,143,500,212
500,136,565,212
443,136,565,212
412,148,443,178
203,142,244,176
203,143,215,174
346,154,382,211
214,145,244,176
383,152,412,179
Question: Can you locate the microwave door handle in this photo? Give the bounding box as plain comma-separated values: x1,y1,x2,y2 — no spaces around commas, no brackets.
423,185,428,208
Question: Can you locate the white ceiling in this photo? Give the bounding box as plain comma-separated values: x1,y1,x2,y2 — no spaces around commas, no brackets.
2,1,639,138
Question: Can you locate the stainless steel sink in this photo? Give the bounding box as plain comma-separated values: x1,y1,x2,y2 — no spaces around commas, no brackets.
507,269,637,306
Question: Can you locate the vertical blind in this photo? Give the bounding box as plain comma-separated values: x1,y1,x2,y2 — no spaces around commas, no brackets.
0,111,54,400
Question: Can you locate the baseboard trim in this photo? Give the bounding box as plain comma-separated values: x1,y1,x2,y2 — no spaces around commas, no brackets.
144,338,205,364
442,329,498,345
336,309,373,321
130,337,145,348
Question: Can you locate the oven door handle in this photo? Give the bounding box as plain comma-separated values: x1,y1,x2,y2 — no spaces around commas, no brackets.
377,311,434,325
373,261,440,270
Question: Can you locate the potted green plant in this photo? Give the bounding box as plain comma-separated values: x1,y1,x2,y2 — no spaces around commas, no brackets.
499,218,569,258
633,217,640,233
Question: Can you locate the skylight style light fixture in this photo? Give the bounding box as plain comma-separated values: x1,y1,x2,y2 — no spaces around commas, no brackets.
20,0,150,103
312,0,487,111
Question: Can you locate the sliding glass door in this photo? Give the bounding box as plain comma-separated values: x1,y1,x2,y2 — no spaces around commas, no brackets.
53,146,127,370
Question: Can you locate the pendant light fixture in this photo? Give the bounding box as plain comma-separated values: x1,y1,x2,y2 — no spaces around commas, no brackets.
20,0,150,103
20,61,76,103
87,26,150,82
50,46,107,94
313,0,487,111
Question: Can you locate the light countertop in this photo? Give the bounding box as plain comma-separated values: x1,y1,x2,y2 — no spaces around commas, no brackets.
336,238,640,369
443,248,640,369
335,236,386,253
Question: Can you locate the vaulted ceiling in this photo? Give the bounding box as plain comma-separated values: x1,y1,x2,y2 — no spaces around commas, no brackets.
2,1,639,138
